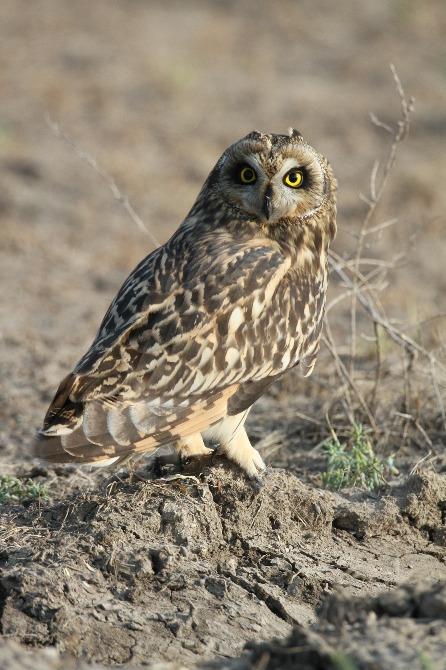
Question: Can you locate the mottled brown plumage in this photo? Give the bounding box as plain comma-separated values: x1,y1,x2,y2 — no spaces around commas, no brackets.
34,129,337,478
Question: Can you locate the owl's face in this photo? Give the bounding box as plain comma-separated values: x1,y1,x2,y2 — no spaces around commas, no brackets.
213,129,332,225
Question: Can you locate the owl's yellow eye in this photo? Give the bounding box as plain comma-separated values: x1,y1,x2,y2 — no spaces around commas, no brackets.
283,169,304,189
238,165,257,185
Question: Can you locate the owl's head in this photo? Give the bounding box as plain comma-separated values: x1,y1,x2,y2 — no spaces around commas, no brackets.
208,129,336,231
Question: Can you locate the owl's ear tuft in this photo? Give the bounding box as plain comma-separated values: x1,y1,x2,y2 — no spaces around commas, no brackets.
245,130,264,141
288,128,303,140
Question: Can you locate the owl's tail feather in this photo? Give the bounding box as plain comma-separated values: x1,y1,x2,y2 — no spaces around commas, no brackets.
33,430,131,465
34,371,165,463
32,401,162,465
33,385,237,465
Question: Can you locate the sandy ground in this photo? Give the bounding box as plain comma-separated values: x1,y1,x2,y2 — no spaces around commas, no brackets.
1,1,446,668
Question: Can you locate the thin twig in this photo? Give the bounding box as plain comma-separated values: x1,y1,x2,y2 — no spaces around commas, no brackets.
430,358,446,430
369,321,382,413
328,252,446,375
349,65,415,378
45,114,160,248
323,320,378,431
369,112,393,135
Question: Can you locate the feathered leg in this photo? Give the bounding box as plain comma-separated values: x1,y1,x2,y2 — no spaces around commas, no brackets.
204,411,266,479
175,432,213,459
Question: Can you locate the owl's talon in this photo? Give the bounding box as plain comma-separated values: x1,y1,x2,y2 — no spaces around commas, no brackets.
176,435,213,461
250,475,264,492
219,427,266,481
179,450,213,464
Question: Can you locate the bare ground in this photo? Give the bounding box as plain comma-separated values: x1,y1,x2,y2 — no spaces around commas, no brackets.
1,462,446,669
1,0,446,668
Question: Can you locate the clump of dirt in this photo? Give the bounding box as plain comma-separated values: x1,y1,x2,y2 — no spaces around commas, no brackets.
330,471,446,544
391,471,446,544
241,582,446,670
0,464,328,665
1,463,445,668
0,641,106,670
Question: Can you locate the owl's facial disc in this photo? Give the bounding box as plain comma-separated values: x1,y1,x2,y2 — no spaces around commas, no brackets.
217,133,328,224
266,156,326,222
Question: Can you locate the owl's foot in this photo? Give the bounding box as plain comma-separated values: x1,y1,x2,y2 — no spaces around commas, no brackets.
176,433,213,461
220,427,266,481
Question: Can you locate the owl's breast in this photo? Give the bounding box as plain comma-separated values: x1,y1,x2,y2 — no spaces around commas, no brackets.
251,266,327,378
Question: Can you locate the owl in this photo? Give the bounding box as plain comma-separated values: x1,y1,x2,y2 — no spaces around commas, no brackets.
33,129,337,480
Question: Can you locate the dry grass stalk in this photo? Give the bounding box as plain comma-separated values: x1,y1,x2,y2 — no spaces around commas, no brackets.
45,114,161,248
349,63,415,378
324,64,446,448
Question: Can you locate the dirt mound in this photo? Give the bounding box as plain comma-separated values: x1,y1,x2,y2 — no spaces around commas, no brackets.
1,464,445,668
0,641,105,670
0,465,329,665
242,582,446,670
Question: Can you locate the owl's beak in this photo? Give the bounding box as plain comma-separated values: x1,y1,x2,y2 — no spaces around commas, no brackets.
262,184,273,220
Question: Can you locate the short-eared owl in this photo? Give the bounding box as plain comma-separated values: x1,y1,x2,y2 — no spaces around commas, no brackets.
34,129,337,479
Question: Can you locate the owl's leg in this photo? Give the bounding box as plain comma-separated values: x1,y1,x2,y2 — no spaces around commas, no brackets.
175,432,213,460
221,426,266,480
212,411,266,480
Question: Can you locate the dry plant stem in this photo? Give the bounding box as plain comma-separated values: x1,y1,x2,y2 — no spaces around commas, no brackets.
336,248,389,318
329,251,446,376
326,264,388,314
402,348,415,418
323,320,378,432
338,254,402,269
330,251,446,429
430,358,446,429
349,64,415,378
45,115,161,249
324,411,339,444
370,321,382,414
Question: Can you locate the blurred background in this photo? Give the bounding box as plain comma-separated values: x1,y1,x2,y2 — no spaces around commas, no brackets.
1,0,445,465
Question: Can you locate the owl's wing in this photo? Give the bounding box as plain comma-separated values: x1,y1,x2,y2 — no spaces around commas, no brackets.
34,237,294,462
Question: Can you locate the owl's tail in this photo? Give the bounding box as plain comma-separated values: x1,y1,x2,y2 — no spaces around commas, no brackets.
32,399,163,465
33,370,160,464
33,376,236,465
